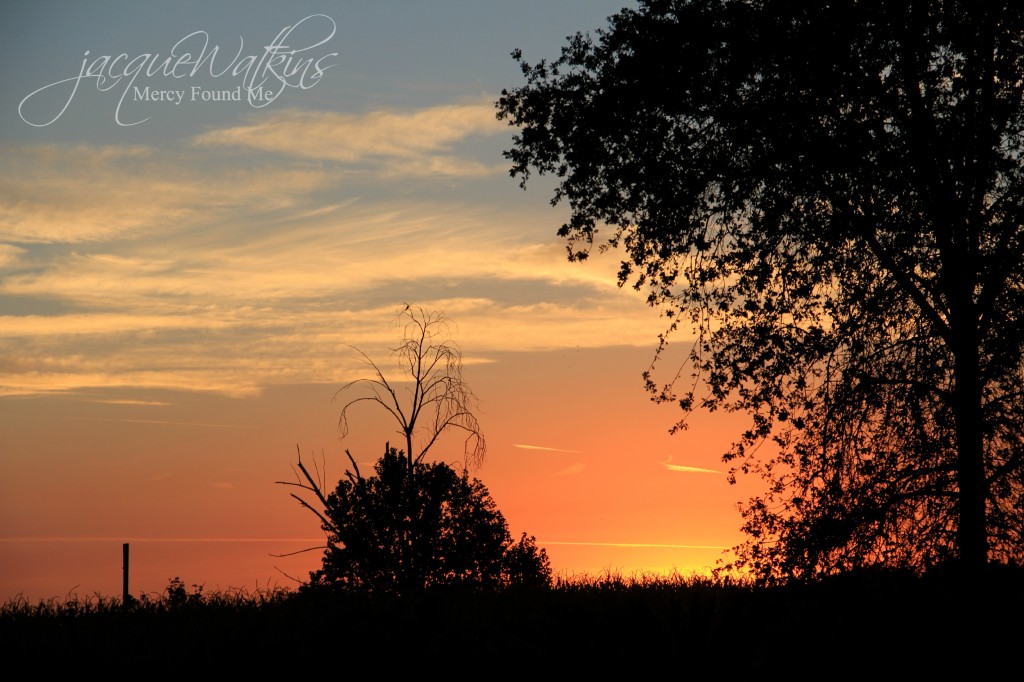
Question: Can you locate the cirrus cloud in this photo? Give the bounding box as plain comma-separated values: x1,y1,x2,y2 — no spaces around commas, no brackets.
661,457,721,474
193,100,507,176
0,143,332,244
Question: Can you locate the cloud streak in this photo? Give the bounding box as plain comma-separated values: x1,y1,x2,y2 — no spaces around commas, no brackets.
514,444,583,453
193,100,507,176
661,457,721,474
61,416,256,429
0,244,25,268
0,144,330,243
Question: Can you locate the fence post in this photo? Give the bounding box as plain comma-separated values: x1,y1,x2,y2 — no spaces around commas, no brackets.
123,542,130,606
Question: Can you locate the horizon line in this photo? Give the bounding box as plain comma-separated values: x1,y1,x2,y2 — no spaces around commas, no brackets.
542,541,729,549
0,537,326,543
0,537,728,549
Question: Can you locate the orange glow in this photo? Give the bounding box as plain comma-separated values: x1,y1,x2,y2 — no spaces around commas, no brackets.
0,346,762,601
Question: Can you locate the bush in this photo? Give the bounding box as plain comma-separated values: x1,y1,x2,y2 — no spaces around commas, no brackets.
310,446,551,593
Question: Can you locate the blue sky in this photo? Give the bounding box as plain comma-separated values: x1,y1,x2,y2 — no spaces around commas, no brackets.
1,0,670,398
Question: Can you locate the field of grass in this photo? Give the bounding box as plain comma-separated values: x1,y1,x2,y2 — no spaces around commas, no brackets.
3,568,1021,672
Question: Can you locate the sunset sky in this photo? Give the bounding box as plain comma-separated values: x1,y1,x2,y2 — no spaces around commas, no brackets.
1,0,763,602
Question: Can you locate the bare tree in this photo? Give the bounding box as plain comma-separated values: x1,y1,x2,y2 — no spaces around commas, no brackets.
335,304,486,472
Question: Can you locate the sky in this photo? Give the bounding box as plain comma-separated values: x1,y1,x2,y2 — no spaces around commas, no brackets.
0,0,763,602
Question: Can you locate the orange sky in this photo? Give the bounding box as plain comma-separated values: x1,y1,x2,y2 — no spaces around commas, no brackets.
1,344,762,601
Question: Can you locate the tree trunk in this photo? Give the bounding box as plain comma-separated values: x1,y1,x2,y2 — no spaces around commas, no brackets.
952,310,988,574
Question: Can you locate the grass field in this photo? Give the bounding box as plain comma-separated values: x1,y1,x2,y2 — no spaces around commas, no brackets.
4,568,1021,673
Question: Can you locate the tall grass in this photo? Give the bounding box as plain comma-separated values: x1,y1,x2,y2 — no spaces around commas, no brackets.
3,568,1020,671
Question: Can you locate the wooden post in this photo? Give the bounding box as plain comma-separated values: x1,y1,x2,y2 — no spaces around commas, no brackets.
123,542,129,605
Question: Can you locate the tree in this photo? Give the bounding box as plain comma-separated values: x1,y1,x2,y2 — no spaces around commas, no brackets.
280,306,550,592
307,444,551,593
336,305,485,473
497,0,1024,581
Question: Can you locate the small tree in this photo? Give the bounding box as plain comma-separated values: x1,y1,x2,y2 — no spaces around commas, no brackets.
280,305,550,593
307,444,551,593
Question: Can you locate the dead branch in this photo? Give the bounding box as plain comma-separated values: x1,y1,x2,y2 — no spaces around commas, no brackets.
330,304,487,469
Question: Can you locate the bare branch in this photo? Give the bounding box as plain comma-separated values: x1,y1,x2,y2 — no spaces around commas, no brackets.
331,304,487,469
286,492,334,532
344,448,362,482
275,445,340,537
270,545,328,558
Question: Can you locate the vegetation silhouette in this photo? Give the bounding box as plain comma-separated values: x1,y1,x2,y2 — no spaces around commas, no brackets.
281,305,549,594
6,568,1023,670
306,443,551,593
336,304,485,473
498,0,1024,581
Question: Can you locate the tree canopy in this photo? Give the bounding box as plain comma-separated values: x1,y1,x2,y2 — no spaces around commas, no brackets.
497,0,1024,581
307,445,551,594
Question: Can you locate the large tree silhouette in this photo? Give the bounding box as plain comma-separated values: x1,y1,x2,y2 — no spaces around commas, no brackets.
498,0,1024,580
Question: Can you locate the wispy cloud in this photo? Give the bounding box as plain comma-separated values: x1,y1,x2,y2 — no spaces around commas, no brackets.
661,457,721,474
0,144,332,243
514,444,583,453
193,100,506,177
1,204,623,305
0,294,666,397
0,313,235,336
62,416,255,429
0,244,25,268
1,200,667,396
380,155,503,178
552,463,586,476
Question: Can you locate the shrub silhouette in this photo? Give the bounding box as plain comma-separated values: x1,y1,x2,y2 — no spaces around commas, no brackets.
309,445,551,594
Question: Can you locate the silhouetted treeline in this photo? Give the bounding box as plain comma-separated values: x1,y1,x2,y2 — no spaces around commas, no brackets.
4,567,1021,673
